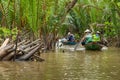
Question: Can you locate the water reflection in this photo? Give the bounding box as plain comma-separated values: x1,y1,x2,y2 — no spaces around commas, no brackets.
0,48,120,80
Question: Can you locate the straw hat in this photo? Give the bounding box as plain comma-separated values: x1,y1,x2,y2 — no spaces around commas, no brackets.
68,32,71,35
84,29,91,33
96,31,100,34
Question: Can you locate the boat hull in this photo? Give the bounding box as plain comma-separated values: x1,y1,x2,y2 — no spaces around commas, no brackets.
85,42,103,50
62,41,76,45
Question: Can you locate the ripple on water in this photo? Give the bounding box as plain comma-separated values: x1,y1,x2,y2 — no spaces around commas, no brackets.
0,48,120,80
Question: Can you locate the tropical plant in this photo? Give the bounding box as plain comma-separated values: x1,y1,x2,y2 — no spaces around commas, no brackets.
1,0,120,48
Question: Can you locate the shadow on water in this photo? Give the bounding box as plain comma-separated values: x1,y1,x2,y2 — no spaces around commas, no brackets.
0,47,120,80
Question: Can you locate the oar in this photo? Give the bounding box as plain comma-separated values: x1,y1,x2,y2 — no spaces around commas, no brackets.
74,41,81,51
74,36,85,51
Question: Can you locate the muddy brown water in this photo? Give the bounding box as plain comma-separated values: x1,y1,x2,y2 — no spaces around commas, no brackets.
0,47,120,80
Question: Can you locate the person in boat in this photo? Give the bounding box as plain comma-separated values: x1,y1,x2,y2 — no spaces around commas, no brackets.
96,31,108,46
66,32,75,42
80,29,92,46
92,31,101,43
60,32,75,45
92,31,108,47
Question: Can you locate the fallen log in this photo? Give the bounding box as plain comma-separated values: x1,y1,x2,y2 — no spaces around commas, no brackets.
2,52,15,61
1,41,27,61
17,40,26,46
17,45,40,61
20,44,40,54
7,40,31,53
23,40,31,45
2,44,40,61
0,38,42,61
0,49,7,60
7,40,26,53
0,38,9,50
0,44,14,60
19,39,40,50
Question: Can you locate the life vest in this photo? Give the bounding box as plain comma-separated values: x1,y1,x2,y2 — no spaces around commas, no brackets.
92,34,100,42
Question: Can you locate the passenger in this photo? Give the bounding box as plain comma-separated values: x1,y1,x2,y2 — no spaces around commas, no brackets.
92,31,108,47
66,32,75,42
81,29,92,46
92,31,101,42
61,32,75,43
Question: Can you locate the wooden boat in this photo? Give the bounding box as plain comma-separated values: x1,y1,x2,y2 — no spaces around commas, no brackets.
56,39,107,51
62,41,76,45
84,42,103,50
56,40,85,51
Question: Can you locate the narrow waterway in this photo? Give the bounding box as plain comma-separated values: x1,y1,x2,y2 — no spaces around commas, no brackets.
0,48,120,80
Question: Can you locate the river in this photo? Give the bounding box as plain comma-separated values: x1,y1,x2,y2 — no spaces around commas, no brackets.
0,47,120,80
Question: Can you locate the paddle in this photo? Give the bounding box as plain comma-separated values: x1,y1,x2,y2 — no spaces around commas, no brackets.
74,41,81,51
74,35,85,51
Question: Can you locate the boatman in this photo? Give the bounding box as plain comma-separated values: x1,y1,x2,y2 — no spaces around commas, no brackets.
81,29,92,46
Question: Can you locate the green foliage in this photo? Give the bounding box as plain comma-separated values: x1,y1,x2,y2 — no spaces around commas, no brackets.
0,27,18,40
0,11,2,22
74,33,80,40
104,22,117,37
62,0,120,39
0,27,11,38
0,0,14,28
1,0,120,45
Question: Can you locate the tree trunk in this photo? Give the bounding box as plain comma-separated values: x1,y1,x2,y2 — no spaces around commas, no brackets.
61,0,77,23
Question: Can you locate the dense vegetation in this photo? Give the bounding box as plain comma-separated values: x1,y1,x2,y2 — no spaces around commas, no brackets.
0,0,120,50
